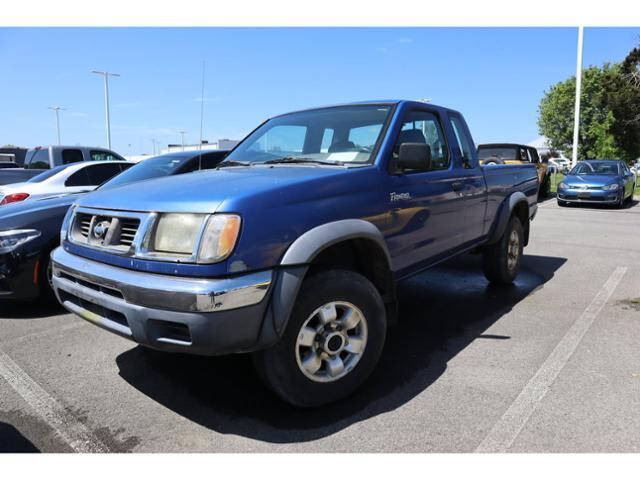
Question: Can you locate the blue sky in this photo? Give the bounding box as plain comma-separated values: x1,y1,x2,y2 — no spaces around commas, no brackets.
1,27,639,155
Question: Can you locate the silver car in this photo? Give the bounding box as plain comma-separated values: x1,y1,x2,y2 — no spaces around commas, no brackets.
0,160,132,206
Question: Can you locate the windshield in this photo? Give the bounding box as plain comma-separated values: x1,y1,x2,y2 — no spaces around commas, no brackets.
478,147,518,162
569,161,620,176
99,154,188,189
26,164,68,182
225,105,392,166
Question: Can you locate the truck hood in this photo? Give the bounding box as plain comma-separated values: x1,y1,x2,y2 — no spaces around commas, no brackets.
77,166,348,214
565,174,620,186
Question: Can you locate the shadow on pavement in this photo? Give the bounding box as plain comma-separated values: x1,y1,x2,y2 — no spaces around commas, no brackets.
561,199,639,211
0,422,40,453
0,300,65,319
116,253,566,444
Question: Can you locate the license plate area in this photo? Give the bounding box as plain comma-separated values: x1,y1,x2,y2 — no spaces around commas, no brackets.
578,192,591,199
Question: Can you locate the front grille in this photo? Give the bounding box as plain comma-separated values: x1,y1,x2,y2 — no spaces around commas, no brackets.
70,208,145,253
117,219,140,247
76,213,93,239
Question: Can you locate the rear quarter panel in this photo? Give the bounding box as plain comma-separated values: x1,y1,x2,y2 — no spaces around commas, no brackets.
481,163,539,236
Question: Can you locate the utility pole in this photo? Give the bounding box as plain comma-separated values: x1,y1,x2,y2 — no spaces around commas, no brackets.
179,130,187,151
151,139,157,155
91,70,120,149
571,27,584,168
48,106,65,145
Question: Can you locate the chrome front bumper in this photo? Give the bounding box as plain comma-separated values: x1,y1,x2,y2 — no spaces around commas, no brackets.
51,246,271,313
50,246,274,355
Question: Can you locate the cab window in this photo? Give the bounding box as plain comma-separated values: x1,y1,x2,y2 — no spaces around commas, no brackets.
26,149,50,169
449,113,475,168
90,150,124,161
61,149,84,165
392,110,449,172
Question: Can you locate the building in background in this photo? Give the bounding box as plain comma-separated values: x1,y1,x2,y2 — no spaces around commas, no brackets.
161,138,240,155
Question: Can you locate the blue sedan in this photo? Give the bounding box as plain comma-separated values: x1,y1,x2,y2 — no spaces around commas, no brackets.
557,160,636,208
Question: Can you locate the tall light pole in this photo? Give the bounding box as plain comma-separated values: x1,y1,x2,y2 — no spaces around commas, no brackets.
48,106,65,145
179,130,187,151
91,70,120,149
151,138,157,155
571,27,584,168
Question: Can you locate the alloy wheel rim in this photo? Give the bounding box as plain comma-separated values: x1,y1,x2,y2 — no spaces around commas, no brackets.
507,230,520,271
295,301,368,383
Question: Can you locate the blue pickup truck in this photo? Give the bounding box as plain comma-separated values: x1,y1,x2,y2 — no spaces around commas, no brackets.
51,100,538,406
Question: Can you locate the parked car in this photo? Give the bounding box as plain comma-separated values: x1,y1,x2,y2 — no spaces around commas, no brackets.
477,143,551,197
0,150,228,302
0,145,126,186
51,100,538,407
548,157,570,173
0,160,133,206
557,160,636,207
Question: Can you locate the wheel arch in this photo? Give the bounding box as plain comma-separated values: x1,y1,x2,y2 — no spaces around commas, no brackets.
487,192,531,246
257,220,396,348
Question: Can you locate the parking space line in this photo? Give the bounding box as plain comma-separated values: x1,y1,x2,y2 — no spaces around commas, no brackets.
475,266,627,453
0,348,109,453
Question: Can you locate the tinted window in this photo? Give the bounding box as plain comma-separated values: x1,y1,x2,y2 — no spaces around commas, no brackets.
100,155,186,189
348,124,384,151
449,114,475,168
65,168,91,186
27,149,50,169
320,128,334,153
85,163,127,185
61,149,84,165
478,147,518,162
90,150,124,161
570,161,619,175
393,110,449,171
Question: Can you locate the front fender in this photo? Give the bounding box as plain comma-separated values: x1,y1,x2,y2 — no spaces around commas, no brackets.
256,219,392,348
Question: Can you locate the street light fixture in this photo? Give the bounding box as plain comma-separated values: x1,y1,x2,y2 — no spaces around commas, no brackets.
179,130,187,151
91,70,120,149
48,106,66,145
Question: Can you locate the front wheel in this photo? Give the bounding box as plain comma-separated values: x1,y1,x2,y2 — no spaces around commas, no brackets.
253,269,387,407
482,216,524,285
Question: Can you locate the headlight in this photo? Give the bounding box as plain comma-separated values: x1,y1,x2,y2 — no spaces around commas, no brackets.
558,182,567,189
60,205,76,243
197,214,241,263
0,229,41,254
152,213,207,255
604,183,619,191
145,213,241,263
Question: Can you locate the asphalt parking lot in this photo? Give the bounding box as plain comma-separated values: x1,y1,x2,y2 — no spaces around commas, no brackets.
1,197,639,453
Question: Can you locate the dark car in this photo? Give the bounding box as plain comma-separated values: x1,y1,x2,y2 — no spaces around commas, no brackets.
0,150,228,302
557,160,637,207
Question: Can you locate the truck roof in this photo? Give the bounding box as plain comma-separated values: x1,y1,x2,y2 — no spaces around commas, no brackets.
277,99,460,118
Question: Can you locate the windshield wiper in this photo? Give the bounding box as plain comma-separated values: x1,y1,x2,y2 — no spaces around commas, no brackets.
260,157,342,166
217,160,251,168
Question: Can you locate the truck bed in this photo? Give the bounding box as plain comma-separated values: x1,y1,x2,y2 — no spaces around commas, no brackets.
0,168,42,186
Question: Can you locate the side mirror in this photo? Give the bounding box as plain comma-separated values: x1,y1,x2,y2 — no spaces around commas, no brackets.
397,143,431,171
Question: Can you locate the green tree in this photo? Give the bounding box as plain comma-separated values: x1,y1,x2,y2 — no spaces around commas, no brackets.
538,44,640,162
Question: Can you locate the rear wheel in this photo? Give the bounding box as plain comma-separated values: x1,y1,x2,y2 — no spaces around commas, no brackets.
253,269,387,407
482,216,523,285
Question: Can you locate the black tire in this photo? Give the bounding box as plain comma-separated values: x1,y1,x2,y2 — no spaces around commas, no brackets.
616,190,625,209
482,216,524,285
253,269,387,407
38,251,57,302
